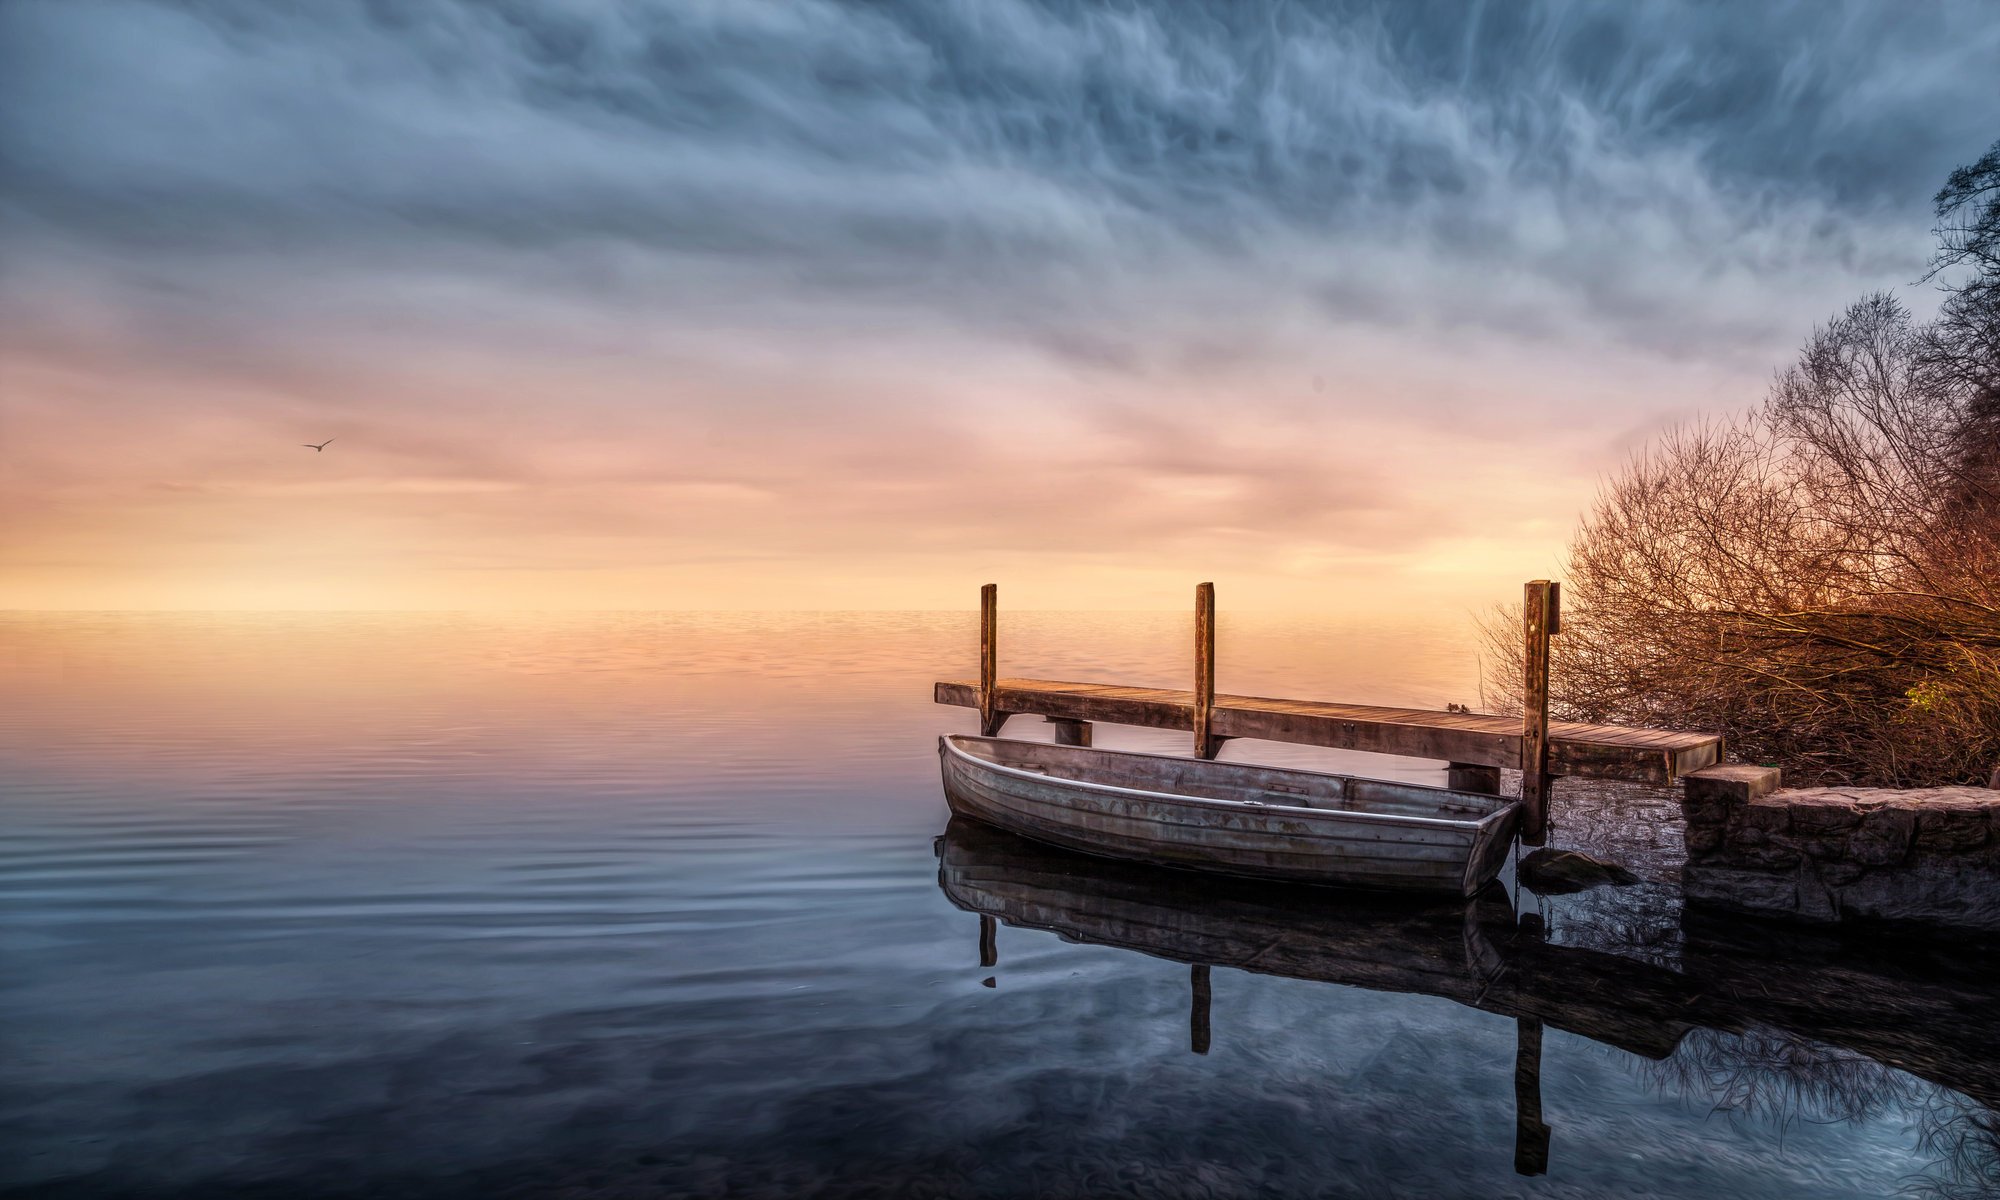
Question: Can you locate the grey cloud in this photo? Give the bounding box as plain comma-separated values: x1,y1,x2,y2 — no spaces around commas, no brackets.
1,0,1995,417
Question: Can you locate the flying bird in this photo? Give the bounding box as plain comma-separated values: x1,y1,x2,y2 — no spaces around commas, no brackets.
302,439,334,452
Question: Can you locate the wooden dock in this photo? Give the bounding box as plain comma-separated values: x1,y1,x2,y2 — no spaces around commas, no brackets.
935,582,1725,842
933,677,1721,785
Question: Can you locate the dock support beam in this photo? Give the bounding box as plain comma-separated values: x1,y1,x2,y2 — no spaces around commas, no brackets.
1189,964,1212,1055
1447,763,1503,795
1513,1017,1550,1175
1521,580,1560,844
979,583,1006,736
1194,582,1220,760
1049,718,1093,747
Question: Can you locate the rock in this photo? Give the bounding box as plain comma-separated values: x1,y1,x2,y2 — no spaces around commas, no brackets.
1518,848,1640,894
1794,873,1840,923
1684,824,1725,855
1849,805,1916,866
1915,802,1989,852
1738,801,1791,833
1789,797,1863,835
1677,784,2000,932
1683,864,1796,913
1836,861,2000,930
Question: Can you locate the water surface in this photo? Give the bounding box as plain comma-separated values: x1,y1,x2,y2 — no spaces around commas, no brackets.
2,613,1994,1198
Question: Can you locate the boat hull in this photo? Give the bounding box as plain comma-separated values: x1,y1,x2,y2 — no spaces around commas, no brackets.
939,735,1520,895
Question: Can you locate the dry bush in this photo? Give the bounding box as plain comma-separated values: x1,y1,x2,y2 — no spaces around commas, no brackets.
1478,143,2000,786
1480,298,2000,786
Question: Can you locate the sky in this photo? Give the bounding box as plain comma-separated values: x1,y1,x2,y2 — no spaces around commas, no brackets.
2,0,1997,612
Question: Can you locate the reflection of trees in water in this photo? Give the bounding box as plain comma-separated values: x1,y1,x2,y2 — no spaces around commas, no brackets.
1911,1100,2000,1200
1639,1025,2000,1199
1651,1026,1923,1122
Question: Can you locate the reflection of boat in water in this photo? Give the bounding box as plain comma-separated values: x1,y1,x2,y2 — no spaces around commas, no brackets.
935,818,2000,1179
936,818,1576,1174
939,735,1519,893
936,816,1696,1059
939,813,1511,1005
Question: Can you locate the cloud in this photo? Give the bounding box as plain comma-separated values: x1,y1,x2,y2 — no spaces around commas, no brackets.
1,0,1995,607
7,0,1991,343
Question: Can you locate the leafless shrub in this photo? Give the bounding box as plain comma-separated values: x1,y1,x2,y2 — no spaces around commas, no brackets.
1480,145,2000,787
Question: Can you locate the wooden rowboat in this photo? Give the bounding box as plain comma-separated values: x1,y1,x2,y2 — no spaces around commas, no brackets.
938,734,1522,895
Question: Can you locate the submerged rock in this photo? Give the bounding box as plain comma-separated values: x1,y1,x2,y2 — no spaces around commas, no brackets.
1518,848,1640,894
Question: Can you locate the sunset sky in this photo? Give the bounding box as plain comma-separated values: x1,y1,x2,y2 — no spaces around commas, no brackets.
3,0,1997,612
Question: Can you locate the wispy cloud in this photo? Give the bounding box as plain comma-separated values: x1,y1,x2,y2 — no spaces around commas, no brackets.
2,0,1994,607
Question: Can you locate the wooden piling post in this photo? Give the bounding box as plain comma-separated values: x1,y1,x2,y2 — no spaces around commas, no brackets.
1194,582,1219,760
979,583,1005,736
1513,1016,1550,1175
1189,964,1211,1055
1520,580,1559,844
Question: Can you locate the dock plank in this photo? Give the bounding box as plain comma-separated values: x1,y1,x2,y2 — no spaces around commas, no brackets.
934,678,1721,784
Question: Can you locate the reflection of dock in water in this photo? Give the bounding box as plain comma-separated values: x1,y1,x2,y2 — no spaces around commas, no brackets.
935,818,2000,1177
937,818,1697,1056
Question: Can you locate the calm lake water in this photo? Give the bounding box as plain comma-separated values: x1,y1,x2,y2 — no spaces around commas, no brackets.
2,612,1995,1199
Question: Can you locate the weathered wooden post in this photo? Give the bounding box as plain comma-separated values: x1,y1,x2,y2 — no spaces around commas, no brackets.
1189,964,1212,1055
979,583,1005,736
978,914,997,968
1521,580,1560,844
1513,1016,1550,1175
1195,581,1219,759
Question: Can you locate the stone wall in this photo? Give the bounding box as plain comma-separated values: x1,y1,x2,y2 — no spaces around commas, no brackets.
1680,764,2000,931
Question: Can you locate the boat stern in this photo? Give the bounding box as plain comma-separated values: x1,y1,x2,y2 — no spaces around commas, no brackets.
1460,802,1523,896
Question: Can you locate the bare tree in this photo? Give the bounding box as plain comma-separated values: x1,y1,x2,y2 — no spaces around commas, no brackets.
1480,290,1998,787
1924,141,2000,404
1480,143,2000,787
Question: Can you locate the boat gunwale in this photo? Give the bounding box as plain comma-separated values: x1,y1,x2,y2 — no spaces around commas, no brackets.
941,734,1520,835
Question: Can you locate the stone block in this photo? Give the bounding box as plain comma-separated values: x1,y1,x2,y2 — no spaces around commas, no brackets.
1850,804,1916,866
1794,873,1840,923
1738,801,1791,834
1789,797,1863,835
1683,864,1796,914
1680,781,2000,932
1683,794,1732,828
1915,802,1990,852
1682,764,1780,826
1685,824,1725,855
1837,860,2000,932
1737,841,1803,869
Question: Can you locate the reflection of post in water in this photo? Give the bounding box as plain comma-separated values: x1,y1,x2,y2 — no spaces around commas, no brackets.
1190,965,1212,1055
1514,1017,1550,1176
979,914,997,968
